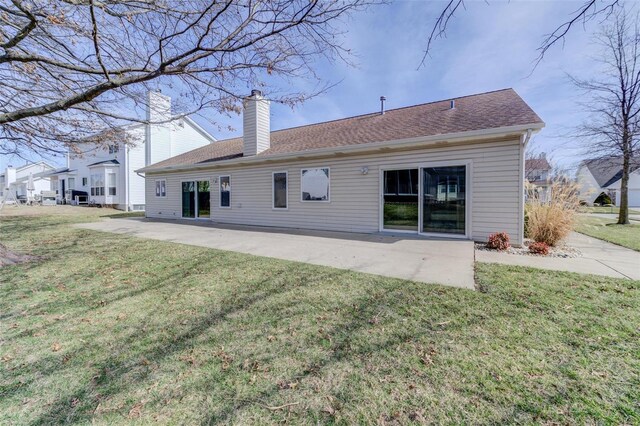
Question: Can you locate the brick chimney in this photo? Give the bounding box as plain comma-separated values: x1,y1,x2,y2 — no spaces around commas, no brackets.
243,90,270,156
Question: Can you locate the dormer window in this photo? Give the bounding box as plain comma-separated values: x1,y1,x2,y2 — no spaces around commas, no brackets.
108,144,119,154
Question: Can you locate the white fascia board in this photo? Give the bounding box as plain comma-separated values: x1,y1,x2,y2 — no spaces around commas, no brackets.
88,163,120,169
183,116,217,143
137,122,544,175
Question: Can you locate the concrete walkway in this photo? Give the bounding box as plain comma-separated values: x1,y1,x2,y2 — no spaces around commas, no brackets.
476,232,640,280
76,218,476,289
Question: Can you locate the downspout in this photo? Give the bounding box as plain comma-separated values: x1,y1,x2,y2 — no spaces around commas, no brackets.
520,128,533,146
518,129,533,246
125,147,130,211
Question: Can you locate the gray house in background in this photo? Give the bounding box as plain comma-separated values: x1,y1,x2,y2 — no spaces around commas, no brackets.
525,154,552,202
577,157,640,206
138,89,544,245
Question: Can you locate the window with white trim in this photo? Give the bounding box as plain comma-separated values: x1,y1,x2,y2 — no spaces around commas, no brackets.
301,168,330,202
273,171,287,209
155,180,166,197
90,173,104,196
219,176,230,207
68,177,75,191
82,177,87,187
107,172,117,196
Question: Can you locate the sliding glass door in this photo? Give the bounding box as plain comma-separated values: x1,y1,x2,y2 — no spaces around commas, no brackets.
197,181,210,218
421,166,466,235
381,165,467,236
182,182,196,218
383,169,419,231
182,180,210,219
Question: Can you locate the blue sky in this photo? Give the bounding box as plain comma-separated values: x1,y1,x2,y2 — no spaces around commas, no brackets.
2,1,604,172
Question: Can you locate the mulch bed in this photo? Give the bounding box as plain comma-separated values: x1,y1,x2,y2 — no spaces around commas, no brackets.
475,239,582,258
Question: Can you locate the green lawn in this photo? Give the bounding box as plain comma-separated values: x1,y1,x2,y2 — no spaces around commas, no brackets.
575,215,640,251
1,210,639,424
580,206,640,215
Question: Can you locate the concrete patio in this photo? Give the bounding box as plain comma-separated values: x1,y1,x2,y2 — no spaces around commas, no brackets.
75,218,477,289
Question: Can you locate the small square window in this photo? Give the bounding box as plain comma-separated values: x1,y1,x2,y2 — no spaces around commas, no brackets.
301,168,330,202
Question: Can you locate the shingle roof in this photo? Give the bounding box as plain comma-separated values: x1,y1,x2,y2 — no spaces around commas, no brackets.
87,159,120,167
525,157,551,172
142,88,543,172
584,157,640,187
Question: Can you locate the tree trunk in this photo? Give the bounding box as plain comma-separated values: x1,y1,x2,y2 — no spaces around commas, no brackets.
617,145,630,224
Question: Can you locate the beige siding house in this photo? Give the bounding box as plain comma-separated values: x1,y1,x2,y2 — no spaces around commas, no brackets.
139,89,544,245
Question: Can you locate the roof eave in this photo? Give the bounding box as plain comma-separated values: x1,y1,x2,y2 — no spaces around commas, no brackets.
137,122,544,174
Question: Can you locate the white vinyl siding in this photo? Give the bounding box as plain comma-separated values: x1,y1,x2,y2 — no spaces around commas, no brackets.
144,138,525,244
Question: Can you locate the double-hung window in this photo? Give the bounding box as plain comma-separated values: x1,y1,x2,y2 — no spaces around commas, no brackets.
155,180,166,197
90,173,104,196
107,173,117,196
273,172,288,209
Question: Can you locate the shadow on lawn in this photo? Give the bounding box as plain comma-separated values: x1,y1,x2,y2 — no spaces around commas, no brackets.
199,290,418,424
1,250,266,393
29,262,358,424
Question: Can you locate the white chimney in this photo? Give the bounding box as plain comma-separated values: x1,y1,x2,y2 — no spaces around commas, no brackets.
243,90,270,156
6,166,16,187
145,91,172,165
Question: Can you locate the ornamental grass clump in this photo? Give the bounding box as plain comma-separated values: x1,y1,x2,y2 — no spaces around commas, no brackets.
525,180,580,246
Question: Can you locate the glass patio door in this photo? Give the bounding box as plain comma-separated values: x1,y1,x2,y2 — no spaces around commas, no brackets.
197,181,210,218
182,181,210,219
421,166,466,235
383,169,419,231
182,182,196,218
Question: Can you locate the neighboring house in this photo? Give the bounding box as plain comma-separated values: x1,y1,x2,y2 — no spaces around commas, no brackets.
46,92,216,211
0,162,55,202
576,157,640,206
601,158,640,207
138,88,544,245
525,154,552,202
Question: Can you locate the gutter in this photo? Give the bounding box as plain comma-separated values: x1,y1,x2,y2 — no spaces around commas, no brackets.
137,122,545,175
520,128,533,146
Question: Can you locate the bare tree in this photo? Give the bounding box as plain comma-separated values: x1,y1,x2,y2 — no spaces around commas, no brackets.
571,9,640,224
421,0,621,69
0,0,377,158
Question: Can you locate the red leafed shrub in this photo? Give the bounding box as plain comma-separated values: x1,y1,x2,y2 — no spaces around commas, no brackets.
486,232,510,251
529,241,550,255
